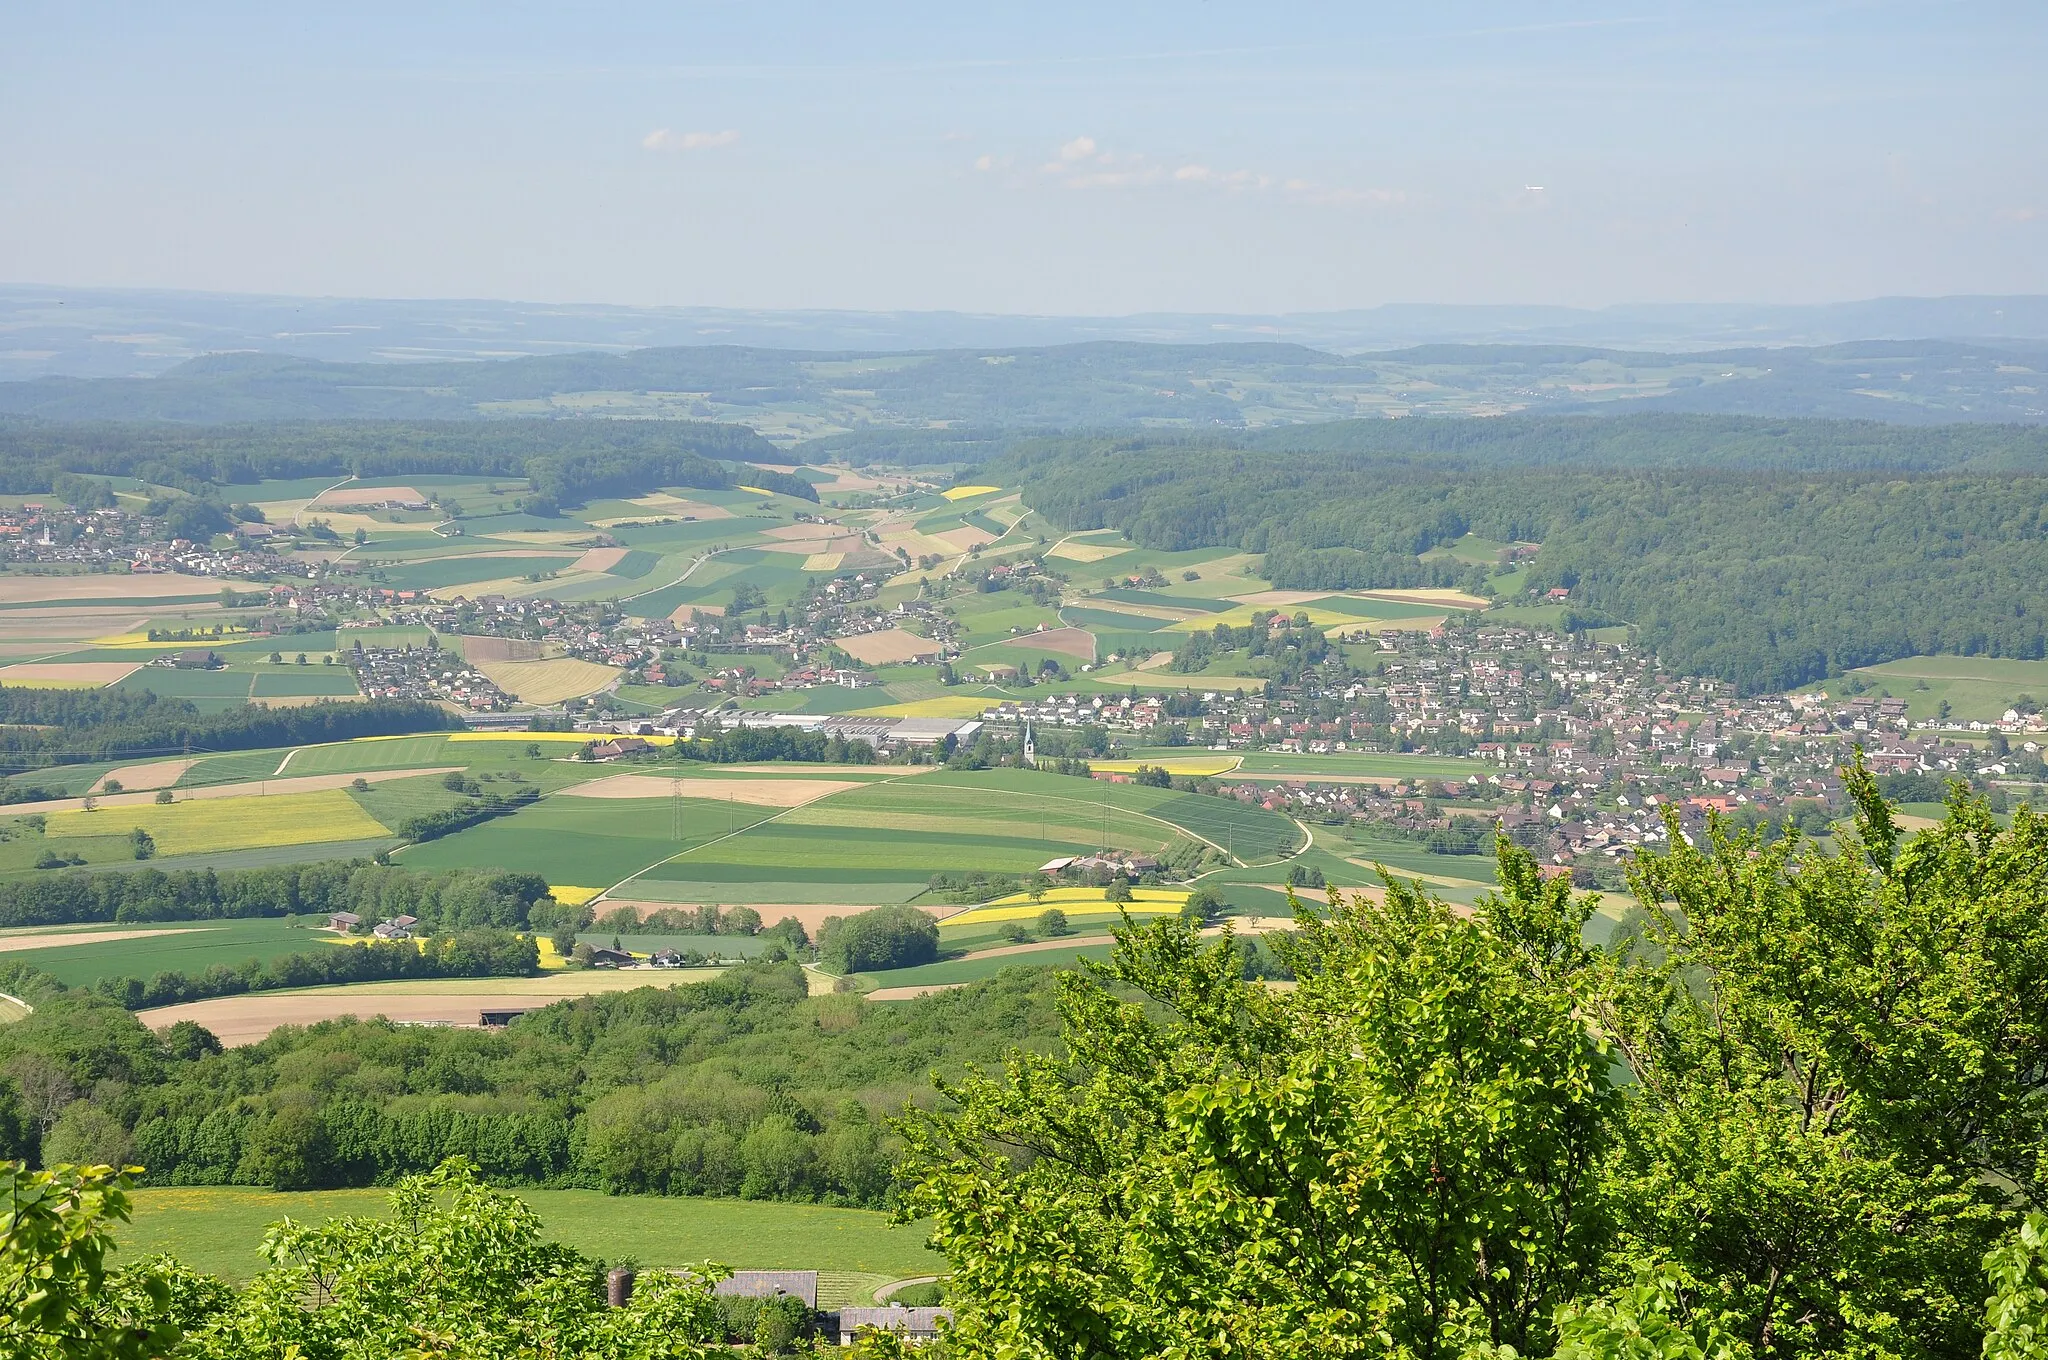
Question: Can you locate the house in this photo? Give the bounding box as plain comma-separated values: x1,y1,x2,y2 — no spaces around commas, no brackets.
173,649,222,670
715,1271,818,1312
836,1306,951,1346
372,914,420,940
326,911,362,933
585,947,636,969
589,737,653,761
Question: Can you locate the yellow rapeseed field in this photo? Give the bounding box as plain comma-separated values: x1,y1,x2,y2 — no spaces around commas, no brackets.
940,485,1000,501
941,886,1189,928
1089,757,1243,777
549,885,604,906
46,789,391,856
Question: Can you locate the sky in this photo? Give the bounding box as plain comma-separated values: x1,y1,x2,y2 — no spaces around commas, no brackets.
2,1,2043,315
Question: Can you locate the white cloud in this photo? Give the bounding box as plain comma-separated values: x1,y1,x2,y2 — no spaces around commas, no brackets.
641,128,740,152
1035,137,1392,205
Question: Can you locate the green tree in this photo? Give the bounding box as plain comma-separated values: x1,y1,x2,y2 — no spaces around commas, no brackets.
2,1162,181,1360
1985,1214,2048,1360
898,869,1618,1359
183,1159,723,1359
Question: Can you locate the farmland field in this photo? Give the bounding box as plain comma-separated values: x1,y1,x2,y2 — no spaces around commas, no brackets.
398,793,769,885
473,656,620,703
38,788,392,855
138,971,718,1045
1231,751,1492,782
122,1186,941,1282
0,916,336,987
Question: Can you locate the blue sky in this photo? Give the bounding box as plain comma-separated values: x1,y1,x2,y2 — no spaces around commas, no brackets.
2,1,2042,313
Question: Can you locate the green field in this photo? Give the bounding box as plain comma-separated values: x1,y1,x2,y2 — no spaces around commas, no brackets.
374,555,578,590
1230,751,1491,781
123,1186,941,1282
858,943,1119,991
633,770,1301,900
0,916,334,987
1816,655,2048,723
399,794,772,886
282,735,455,773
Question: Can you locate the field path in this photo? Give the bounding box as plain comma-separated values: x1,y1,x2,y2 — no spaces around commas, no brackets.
0,927,216,954
621,545,737,605
90,757,198,793
595,774,892,902
0,767,463,815
272,749,298,775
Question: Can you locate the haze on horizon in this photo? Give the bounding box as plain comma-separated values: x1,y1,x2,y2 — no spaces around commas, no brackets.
2,1,2043,317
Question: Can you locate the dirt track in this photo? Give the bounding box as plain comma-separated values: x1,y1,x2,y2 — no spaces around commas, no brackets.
0,927,215,954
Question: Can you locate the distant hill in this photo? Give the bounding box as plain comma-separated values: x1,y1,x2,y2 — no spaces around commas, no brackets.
6,283,2048,378
0,336,2041,431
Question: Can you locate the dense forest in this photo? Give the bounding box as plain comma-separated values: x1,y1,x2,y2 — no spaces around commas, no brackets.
0,691,457,776
0,958,1061,1209
990,430,2048,692
0,418,813,504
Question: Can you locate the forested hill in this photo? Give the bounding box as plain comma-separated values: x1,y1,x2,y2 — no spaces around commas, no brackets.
1239,410,2048,472
1,335,2042,426
988,428,2048,694
0,419,814,503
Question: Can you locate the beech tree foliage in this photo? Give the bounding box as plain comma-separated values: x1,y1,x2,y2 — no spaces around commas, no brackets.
897,764,2048,1360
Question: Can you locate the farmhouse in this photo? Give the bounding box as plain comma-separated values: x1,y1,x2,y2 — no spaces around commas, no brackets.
836,1306,952,1345
714,1271,818,1311
326,911,362,932
589,737,653,760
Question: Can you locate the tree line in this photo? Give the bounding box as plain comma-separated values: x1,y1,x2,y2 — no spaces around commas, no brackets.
0,418,815,505
0,959,1062,1210
0,690,457,776
0,859,555,931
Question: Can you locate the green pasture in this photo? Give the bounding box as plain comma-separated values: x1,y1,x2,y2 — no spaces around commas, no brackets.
1061,606,1176,632
1308,595,1457,621
345,773,472,827
0,915,334,987
1089,588,1227,613
625,877,929,905
1826,654,2048,723
0,828,141,875
177,750,296,786
606,549,662,578
373,555,578,591
946,593,1066,645
399,794,771,887
283,735,455,774
250,669,360,697
1230,751,1492,781
114,839,401,875
122,1186,941,1282
857,944,1116,992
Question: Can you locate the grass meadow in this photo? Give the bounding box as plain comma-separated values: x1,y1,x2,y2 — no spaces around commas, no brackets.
0,916,335,987
122,1186,942,1282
